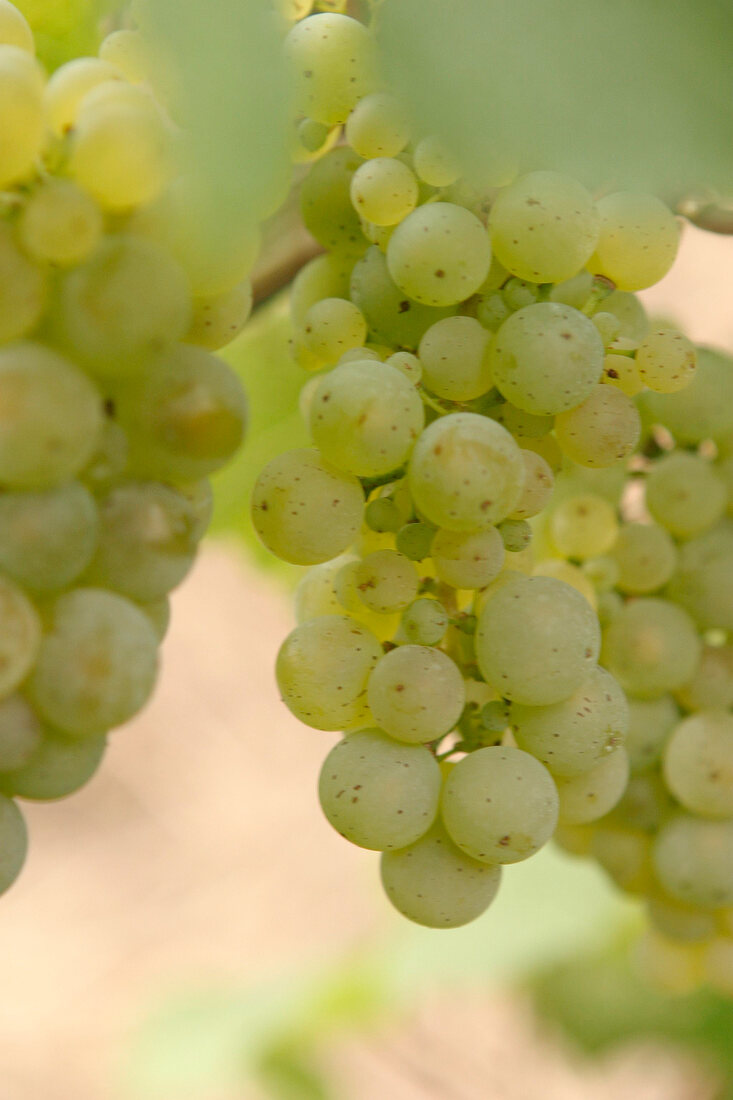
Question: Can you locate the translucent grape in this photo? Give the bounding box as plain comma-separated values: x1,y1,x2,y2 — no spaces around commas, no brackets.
332,559,400,638
509,450,554,520
380,820,501,928
0,481,98,592
365,496,403,533
318,728,440,850
611,522,677,594
354,550,418,614
98,28,149,82
301,297,367,365
548,270,594,310
556,748,629,825
635,328,696,393
653,814,733,908
350,157,418,226
602,352,643,396
676,646,733,713
413,135,460,187
2,731,106,799
418,316,492,401
488,171,599,283
0,45,43,188
641,348,733,445
431,526,505,589
300,146,366,257
290,252,352,329
186,280,253,351
367,644,465,744
489,302,603,416
601,289,649,344
350,245,456,349
492,404,553,442
345,91,410,159
0,0,32,52
43,57,124,136
476,575,600,705
550,494,618,560
386,350,422,384
475,291,510,332
294,557,350,622
0,794,26,894
602,598,701,700
400,598,448,646
502,277,540,311
18,178,103,268
663,712,733,819
275,615,382,731
511,665,628,778
498,519,530,553
442,745,558,864
625,694,680,774
284,13,377,126
395,521,436,562
645,453,726,538
386,202,492,307
0,695,41,771
554,384,641,468
408,413,525,531
589,192,680,291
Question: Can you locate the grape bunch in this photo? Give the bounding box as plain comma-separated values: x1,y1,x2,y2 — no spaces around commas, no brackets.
252,9,703,933
0,0,252,895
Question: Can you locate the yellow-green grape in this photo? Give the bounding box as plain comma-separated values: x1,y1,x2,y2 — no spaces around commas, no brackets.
408,413,525,531
367,644,465,743
139,597,171,641
611,522,677,594
43,57,123,136
354,549,418,614
386,350,422,384
380,820,502,928
0,342,102,489
293,116,332,158
1,730,107,799
395,520,435,562
0,0,32,51
600,289,649,344
442,746,559,864
432,526,505,589
476,290,510,331
318,729,440,850
668,524,733,633
521,433,563,474
0,574,40,697
360,217,395,252
554,384,641,468
0,45,43,187
591,311,622,347
490,302,603,415
548,270,594,310
663,713,733,819
300,145,366,256
550,493,618,559
640,348,733,446
59,235,191,377
591,824,653,894
488,171,600,283
635,930,705,993
0,695,40,771
532,559,597,609
602,352,643,396
554,822,594,857
294,557,348,622
340,345,381,365
645,453,726,538
476,574,600,705
350,245,456,349
492,403,553,442
602,598,701,700
413,134,460,187
635,328,697,393
676,646,733,713
186,279,252,351
511,665,628,778
0,481,97,592
290,252,352,328
581,555,619,593
499,519,531,552
555,747,629,825
251,448,362,565
609,771,673,833
332,559,400,639
28,588,158,737
0,220,46,343
18,178,102,268
81,418,129,492
597,590,623,626
418,316,492,401
301,297,367,364
98,28,149,83
76,79,170,118
284,12,377,126
276,614,381,731
365,496,403,533
653,814,733,908
350,157,418,226
277,0,314,22
509,450,554,520
502,277,540,311
400,598,448,645
309,359,423,477
0,794,26,893
588,192,680,291
386,202,492,307
345,91,410,159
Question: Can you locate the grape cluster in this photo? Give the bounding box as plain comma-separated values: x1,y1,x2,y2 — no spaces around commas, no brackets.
0,1,251,894
252,10,709,935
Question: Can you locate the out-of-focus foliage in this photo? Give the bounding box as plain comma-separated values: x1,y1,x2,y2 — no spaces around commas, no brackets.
376,0,733,196
14,0,111,67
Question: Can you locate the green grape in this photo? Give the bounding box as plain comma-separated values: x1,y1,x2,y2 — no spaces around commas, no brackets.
509,450,554,520
677,646,733,712
98,28,149,82
309,359,423,477
532,559,596,608
588,192,680,291
480,699,510,735
554,384,641,468
441,745,558,864
354,550,418,614
625,695,680,774
276,614,381,731
138,596,171,641
395,521,435,562
609,771,673,833
492,404,553,441
43,57,123,135
663,713,733,819
115,343,247,483
488,171,599,283
0,220,46,344
431,526,505,589
300,145,366,257
332,559,400,639
647,894,717,944
350,157,418,226
367,644,465,743
502,277,541,311
667,523,733,632
345,91,410,159
294,557,349,622
400,598,448,645
58,234,192,377
290,252,353,328
602,353,643,396
18,177,102,267
555,747,629,825
597,590,623,626
0,481,97,592
408,413,525,531
386,202,492,307
475,291,510,331
653,814,733,908
365,496,403,533
548,270,594,310
550,493,618,559
386,350,422,384
81,419,129,492
581,555,619,593
301,297,367,365
602,598,701,700
0,45,43,187
591,825,653,894
294,116,331,156
476,575,600,705
592,311,622,347
350,245,456,350
0,695,41,771
339,345,382,365
0,794,26,894
418,316,492,401
640,348,733,445
600,289,649,344
611,522,677,594
554,822,594,857
284,13,377,126
413,135,460,187
29,589,159,738
1,730,106,800
0,343,102,489
635,328,696,393
380,819,501,928
489,302,603,416
359,215,395,251
645,453,726,538
186,280,253,351
318,728,440,850
510,665,628,778
0,0,32,51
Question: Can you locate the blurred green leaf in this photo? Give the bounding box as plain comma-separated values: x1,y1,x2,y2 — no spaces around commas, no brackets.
377,0,733,195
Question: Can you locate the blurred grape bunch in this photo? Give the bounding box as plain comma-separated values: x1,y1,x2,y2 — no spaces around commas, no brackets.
13,0,112,68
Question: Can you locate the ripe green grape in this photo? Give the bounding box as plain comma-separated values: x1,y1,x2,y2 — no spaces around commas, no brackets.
98,28,148,82
0,695,41,771
294,557,350,622
663,712,733,819
550,493,618,559
645,453,726,538
555,747,629,825
395,521,436,562
676,646,733,713
18,178,102,267
386,350,422,384
554,384,641,468
284,12,377,126
301,297,367,364
318,728,440,850
600,289,649,344
0,574,39,699
350,244,456,349
0,220,47,344
548,270,594,310
413,135,460,187
592,311,622,347
350,157,418,226
611,522,677,594
0,481,98,592
589,192,680,291
186,280,253,351
1,730,107,799
300,146,366,257
667,523,733,632
476,291,510,331
0,45,43,187
276,614,382,731
640,348,733,445
602,598,701,700
43,57,124,136
367,644,465,744
82,419,129,491
653,814,733,908
509,450,554,520
0,794,26,894
345,91,410,159
431,525,505,589
624,695,680,775
400,598,448,645
609,771,673,834
0,0,32,51
354,549,418,614
635,328,696,393
591,824,652,894
386,202,492,307
290,252,353,328
418,316,492,401
489,302,603,416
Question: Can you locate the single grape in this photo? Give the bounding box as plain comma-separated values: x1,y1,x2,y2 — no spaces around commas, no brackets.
367,644,465,744
555,747,629,825
345,91,410,159
386,202,492,307
611,522,677,594
0,45,43,187
0,695,41,771
350,157,418,226
554,384,641,468
400,598,448,646
284,13,377,126
350,244,456,349
18,178,102,267
186,280,253,351
653,814,733,909
418,316,492,401
301,297,367,364
589,192,680,291
300,145,366,257
509,450,554,520
0,481,98,592
550,494,618,560
602,598,701,700
0,220,47,344
432,525,505,589
676,646,733,713
663,712,733,819
0,794,26,895
354,550,419,614
413,135,460,187
1,730,107,800
645,453,726,538
635,328,696,393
